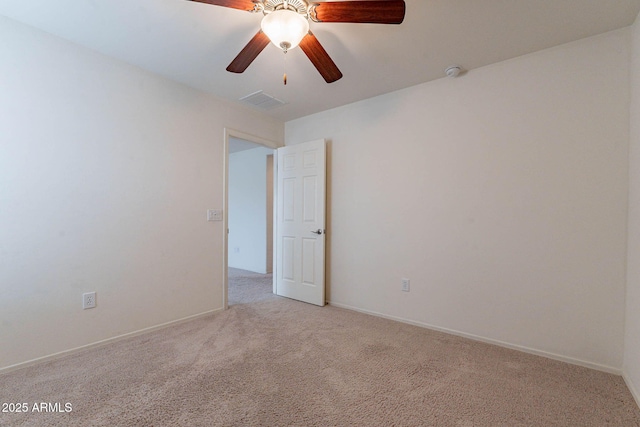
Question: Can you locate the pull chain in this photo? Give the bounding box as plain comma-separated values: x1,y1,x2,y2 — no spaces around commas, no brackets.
283,50,288,85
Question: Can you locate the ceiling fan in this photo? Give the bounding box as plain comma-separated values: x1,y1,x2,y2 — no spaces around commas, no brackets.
187,0,406,83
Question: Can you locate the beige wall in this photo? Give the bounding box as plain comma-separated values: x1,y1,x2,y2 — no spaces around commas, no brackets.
0,16,283,370
286,29,630,371
625,11,640,405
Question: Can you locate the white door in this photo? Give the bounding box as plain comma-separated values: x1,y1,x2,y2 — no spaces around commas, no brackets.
275,139,326,306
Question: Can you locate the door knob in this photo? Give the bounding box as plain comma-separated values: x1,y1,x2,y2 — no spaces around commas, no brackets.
311,229,323,235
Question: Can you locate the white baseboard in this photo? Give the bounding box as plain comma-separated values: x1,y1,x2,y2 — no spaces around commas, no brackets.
623,372,640,408
328,301,621,375
0,309,222,374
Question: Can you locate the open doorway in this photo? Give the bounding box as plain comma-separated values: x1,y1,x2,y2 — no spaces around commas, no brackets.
223,130,278,309
228,139,274,274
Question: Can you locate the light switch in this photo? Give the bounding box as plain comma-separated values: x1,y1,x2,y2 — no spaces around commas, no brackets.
207,209,223,221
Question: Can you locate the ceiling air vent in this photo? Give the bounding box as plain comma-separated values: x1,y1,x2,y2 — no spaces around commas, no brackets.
239,91,287,110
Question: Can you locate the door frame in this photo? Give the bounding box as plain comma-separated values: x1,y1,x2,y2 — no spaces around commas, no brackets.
223,128,281,310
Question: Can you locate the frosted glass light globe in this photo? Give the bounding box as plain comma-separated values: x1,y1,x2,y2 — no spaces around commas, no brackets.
261,9,309,52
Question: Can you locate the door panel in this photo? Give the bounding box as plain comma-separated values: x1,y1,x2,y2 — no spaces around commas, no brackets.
303,176,317,222
283,178,295,221
302,237,316,285
282,236,295,281
275,139,326,306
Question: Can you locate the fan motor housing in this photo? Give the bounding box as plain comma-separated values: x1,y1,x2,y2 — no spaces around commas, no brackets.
263,0,309,15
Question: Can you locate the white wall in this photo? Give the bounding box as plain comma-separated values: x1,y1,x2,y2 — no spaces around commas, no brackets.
286,29,630,371
0,16,283,370
228,146,274,273
625,11,640,405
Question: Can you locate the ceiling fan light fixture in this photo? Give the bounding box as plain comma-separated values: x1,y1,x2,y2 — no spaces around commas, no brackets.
261,9,309,52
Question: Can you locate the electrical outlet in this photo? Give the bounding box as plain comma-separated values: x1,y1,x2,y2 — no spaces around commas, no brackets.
401,279,410,292
83,292,96,309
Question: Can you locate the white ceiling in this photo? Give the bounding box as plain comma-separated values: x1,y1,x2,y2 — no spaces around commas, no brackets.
1,0,639,122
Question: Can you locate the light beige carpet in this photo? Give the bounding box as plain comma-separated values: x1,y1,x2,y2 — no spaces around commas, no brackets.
1,268,639,426
227,267,277,305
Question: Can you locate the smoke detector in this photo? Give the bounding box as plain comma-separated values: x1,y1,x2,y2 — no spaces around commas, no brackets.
445,66,462,78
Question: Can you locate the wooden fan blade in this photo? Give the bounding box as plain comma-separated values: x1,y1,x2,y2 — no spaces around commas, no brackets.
311,0,405,24
186,0,257,11
226,31,270,73
299,32,343,83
